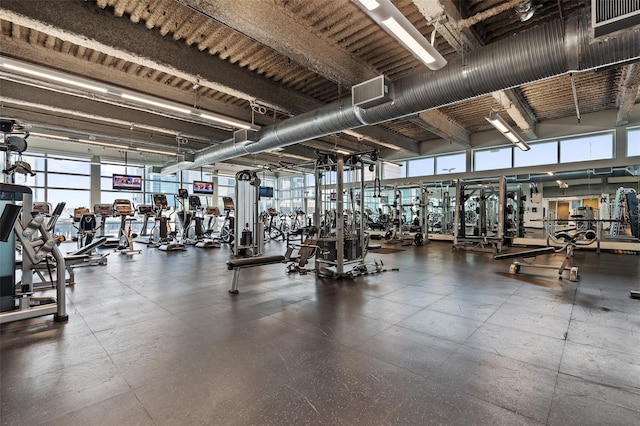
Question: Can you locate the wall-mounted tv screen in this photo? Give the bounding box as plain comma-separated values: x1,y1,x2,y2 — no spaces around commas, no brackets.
112,174,142,191
193,181,214,194
259,186,274,198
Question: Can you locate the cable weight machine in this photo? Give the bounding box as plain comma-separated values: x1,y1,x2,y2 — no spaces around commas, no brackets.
314,150,389,278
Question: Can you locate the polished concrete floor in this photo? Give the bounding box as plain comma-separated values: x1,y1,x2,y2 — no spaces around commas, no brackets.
1,240,639,425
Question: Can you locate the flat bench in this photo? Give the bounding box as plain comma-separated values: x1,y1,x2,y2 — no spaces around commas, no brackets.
226,239,319,294
226,255,287,294
494,246,556,261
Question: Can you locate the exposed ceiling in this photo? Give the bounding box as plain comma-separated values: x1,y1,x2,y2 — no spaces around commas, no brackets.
1,0,639,171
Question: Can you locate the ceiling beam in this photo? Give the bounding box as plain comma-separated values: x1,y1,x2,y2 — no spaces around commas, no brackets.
490,91,538,139
0,0,320,114
415,110,470,148
177,0,379,86
414,0,538,139
616,63,640,126
178,0,420,155
0,33,273,129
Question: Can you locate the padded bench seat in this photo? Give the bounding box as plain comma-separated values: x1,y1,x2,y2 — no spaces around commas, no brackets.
494,246,555,261
227,255,288,294
226,255,286,270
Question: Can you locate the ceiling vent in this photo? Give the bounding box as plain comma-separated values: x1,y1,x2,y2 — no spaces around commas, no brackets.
352,76,392,109
591,0,640,39
234,129,258,144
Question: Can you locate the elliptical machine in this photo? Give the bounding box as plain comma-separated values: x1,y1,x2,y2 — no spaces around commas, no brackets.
185,195,220,248
149,193,185,251
112,199,141,255
219,196,235,244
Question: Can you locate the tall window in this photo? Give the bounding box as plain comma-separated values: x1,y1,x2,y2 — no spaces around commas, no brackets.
101,163,145,205
217,174,235,209
514,141,558,167
408,157,435,177
628,128,640,157
560,133,613,163
473,147,512,172
383,161,406,179
436,152,466,175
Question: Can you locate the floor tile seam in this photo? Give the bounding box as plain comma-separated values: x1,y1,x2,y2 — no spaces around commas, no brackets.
459,287,516,346
422,376,548,425
555,372,640,399
392,323,465,352
561,335,640,358
544,283,579,425
568,316,640,333
482,316,572,341
458,341,565,375
32,389,157,426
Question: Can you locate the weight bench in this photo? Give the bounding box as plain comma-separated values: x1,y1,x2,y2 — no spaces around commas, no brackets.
226,239,319,294
494,246,556,261
494,229,597,282
227,255,287,294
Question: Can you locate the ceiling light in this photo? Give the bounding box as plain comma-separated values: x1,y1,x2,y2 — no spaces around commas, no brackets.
0,56,256,131
78,138,129,150
121,93,192,115
135,147,176,156
29,132,70,141
485,114,530,151
546,171,554,176
382,17,436,65
1,60,109,93
335,149,351,155
353,0,447,70
357,0,380,11
199,113,252,130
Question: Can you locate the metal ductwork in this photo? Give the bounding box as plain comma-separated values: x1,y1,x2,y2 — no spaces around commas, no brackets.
161,12,640,175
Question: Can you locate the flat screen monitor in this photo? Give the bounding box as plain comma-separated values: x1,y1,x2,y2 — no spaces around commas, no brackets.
259,186,274,198
112,174,142,191
193,181,214,194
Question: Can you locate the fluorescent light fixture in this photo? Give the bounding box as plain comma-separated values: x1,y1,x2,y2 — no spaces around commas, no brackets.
357,0,380,11
121,93,192,115
382,17,436,65
199,113,252,130
336,149,351,155
485,114,530,151
78,138,129,150
135,147,176,156
0,56,256,131
1,61,109,93
29,132,70,141
547,171,554,176
353,0,447,70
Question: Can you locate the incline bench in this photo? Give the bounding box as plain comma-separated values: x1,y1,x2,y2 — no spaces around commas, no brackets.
226,240,317,294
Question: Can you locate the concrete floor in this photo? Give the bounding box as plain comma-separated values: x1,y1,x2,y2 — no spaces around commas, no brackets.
1,241,639,425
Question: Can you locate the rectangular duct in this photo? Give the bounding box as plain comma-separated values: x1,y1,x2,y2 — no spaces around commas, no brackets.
352,75,392,109
234,129,258,144
593,167,613,175
591,0,640,38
